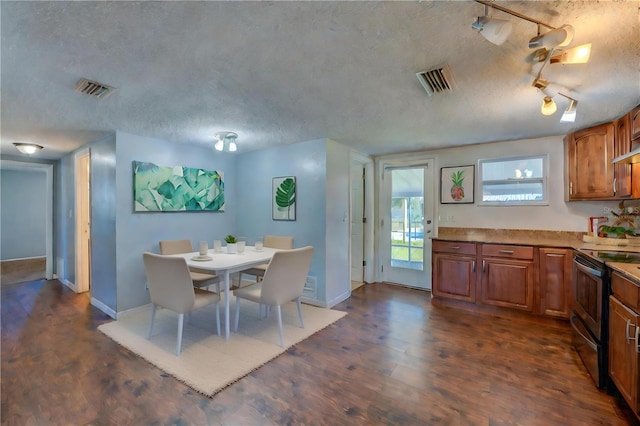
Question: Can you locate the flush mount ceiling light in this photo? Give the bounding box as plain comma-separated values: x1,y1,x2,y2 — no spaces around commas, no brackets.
13,143,43,155
213,131,238,152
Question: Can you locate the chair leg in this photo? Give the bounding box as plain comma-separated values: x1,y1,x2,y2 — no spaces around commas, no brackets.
147,304,157,338
296,297,305,328
234,296,241,332
276,305,284,347
215,303,221,336
176,313,185,356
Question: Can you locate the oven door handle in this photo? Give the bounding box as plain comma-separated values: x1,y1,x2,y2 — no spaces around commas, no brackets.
570,313,598,351
573,257,602,278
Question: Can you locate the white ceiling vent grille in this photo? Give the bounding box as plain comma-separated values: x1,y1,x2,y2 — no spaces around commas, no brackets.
416,64,456,96
74,78,116,99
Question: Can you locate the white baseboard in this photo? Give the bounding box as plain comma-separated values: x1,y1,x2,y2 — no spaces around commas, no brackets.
326,290,350,308
90,297,116,319
60,278,77,292
116,303,152,320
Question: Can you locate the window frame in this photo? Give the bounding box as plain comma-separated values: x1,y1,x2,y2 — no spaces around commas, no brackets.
477,154,549,207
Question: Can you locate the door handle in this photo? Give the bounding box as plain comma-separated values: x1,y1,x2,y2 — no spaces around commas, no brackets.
626,319,637,344
482,260,486,273
498,250,515,254
472,260,476,273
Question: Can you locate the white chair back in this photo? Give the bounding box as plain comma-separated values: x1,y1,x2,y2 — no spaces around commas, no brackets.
143,252,195,313
159,239,193,255
259,246,313,305
263,235,294,250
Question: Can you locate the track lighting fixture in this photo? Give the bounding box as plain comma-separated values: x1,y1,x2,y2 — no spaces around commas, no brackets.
550,43,592,64
471,5,513,46
213,131,238,152
472,0,590,119
559,94,578,122
541,97,557,116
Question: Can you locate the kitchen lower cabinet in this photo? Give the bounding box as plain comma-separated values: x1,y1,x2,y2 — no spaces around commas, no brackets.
480,244,534,312
538,248,574,318
609,272,640,419
432,241,477,303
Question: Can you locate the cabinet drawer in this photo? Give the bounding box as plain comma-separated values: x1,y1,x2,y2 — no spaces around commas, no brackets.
481,244,533,260
432,240,476,255
611,272,640,311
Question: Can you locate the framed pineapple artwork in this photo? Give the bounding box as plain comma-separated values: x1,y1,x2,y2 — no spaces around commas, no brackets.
440,165,474,204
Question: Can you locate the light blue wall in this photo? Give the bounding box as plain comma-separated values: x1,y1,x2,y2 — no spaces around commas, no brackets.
114,131,237,312
236,139,328,302
0,169,47,260
91,136,117,313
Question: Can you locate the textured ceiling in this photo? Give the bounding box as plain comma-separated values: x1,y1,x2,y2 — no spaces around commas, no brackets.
1,1,639,160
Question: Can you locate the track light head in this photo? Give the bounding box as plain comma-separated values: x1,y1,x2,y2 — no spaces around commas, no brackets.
529,24,575,49
472,15,513,46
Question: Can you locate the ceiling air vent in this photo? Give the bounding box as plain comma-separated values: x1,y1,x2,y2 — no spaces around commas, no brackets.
416,64,456,96
74,78,116,99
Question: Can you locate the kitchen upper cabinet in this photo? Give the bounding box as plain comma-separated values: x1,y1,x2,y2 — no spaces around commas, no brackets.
565,122,616,200
432,241,477,303
615,114,632,197
631,105,640,142
538,248,574,319
480,244,534,312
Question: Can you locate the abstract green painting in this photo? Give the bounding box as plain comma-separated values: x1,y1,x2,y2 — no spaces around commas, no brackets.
133,161,224,212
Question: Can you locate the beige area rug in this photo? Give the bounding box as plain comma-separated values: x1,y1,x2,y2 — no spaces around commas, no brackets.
98,297,346,397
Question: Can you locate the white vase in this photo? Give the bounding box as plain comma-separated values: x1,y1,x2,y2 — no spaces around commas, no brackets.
226,243,237,254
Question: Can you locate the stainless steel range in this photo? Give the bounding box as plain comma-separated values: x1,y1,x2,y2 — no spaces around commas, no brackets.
571,248,640,389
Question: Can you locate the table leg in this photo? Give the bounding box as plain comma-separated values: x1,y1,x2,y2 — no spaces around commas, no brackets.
224,270,230,341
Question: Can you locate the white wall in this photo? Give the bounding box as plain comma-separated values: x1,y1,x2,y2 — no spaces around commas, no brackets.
429,135,622,232
325,140,351,306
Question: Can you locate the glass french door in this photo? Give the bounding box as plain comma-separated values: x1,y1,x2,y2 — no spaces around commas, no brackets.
380,160,435,289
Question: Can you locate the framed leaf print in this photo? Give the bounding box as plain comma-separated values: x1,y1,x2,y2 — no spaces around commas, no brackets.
272,176,296,221
440,165,474,204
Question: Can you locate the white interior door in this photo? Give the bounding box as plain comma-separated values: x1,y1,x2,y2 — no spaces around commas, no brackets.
350,162,365,286
75,151,91,293
380,160,435,289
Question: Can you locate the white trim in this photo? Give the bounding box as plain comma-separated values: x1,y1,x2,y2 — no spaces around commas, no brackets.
349,150,375,284
326,290,350,308
60,278,77,292
115,302,151,320
0,160,54,280
91,297,117,319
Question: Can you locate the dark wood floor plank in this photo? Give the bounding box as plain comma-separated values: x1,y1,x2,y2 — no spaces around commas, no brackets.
1,280,638,425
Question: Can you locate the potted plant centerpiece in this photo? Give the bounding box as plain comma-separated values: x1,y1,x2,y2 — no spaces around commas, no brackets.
225,234,238,254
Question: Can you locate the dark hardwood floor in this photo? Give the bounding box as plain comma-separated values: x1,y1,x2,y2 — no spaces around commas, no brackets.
2,279,638,425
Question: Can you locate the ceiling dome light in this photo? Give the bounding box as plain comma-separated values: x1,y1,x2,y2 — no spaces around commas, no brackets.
13,143,43,155
214,131,238,153
541,96,557,116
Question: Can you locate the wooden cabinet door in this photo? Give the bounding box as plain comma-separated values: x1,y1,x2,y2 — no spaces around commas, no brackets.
615,115,632,197
631,105,640,142
566,122,615,200
538,248,573,319
609,296,639,414
432,253,476,303
481,258,534,311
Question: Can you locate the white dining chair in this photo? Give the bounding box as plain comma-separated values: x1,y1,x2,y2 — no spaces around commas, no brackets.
237,235,294,288
159,239,221,293
143,252,221,355
233,246,313,347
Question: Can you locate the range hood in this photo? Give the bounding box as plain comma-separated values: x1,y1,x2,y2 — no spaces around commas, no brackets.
612,146,640,164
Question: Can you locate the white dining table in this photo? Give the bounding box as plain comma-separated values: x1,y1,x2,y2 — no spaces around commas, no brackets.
177,246,277,341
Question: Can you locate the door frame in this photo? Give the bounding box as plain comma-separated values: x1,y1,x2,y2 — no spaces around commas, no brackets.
349,151,375,285
75,149,91,293
0,160,54,280
374,153,438,286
